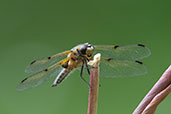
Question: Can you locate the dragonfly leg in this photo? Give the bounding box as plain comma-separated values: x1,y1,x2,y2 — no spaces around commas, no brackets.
77,49,90,87
80,60,90,87
84,59,90,75
80,60,84,77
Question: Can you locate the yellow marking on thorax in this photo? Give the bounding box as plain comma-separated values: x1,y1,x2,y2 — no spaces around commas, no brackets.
58,58,69,65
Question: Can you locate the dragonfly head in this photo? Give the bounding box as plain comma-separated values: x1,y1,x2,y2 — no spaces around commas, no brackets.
80,43,95,58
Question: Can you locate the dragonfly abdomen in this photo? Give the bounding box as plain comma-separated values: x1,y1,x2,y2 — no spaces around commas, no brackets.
52,69,71,87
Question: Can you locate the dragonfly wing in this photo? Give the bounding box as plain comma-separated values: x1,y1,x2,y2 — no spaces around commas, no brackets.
17,63,63,91
94,44,151,61
25,50,71,73
99,58,147,78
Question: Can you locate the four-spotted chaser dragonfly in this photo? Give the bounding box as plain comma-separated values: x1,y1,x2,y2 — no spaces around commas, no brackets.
17,43,151,91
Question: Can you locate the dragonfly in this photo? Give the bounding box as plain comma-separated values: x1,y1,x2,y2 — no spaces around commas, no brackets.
16,43,151,91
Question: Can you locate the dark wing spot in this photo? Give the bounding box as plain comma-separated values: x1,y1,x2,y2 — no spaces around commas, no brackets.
30,60,36,65
135,60,143,64
44,69,48,72
48,56,51,59
113,45,119,49
137,44,145,47
107,58,113,61
20,77,28,83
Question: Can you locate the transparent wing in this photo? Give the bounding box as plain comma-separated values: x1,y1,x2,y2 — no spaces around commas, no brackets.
25,50,71,73
94,44,151,61
99,58,147,78
17,63,63,91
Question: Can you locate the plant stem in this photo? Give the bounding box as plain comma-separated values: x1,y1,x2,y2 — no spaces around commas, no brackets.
87,53,101,114
133,65,171,114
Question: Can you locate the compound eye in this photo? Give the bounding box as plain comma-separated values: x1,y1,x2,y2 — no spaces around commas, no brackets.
87,45,94,51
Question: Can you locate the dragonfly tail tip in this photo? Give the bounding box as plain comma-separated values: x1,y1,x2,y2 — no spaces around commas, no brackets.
51,83,57,87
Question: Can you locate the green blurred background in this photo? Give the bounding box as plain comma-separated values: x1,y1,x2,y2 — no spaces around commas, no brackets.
0,0,171,114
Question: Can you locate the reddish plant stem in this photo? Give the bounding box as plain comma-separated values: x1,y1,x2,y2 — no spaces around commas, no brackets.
87,54,101,114
142,83,171,114
133,65,171,114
